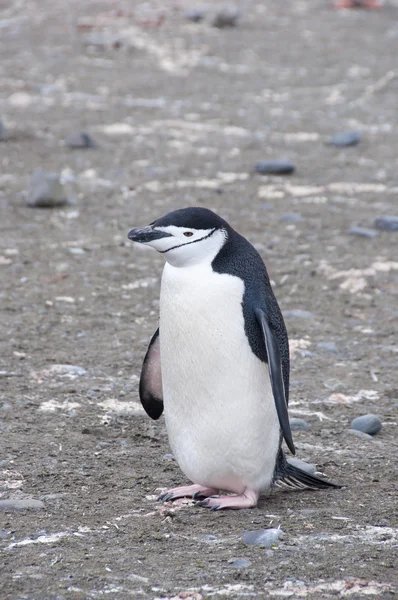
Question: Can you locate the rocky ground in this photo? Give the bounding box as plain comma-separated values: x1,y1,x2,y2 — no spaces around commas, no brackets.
1,1,398,599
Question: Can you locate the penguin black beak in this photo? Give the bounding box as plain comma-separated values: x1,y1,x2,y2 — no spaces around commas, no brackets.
127,226,172,244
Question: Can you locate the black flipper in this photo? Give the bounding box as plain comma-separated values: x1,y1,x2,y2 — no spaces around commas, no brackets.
255,308,295,455
139,328,163,420
276,460,341,490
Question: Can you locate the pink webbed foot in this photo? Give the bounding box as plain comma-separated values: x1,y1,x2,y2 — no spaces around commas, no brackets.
196,488,259,511
158,484,219,503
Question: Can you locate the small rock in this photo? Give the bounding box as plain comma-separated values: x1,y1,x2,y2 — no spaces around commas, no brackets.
242,528,284,547
255,161,295,175
284,309,315,319
199,534,217,542
330,131,361,147
0,499,45,511
280,213,303,223
228,558,251,568
348,429,373,441
65,131,96,149
0,119,8,141
27,170,69,208
185,8,205,22
0,402,12,412
323,378,344,391
316,341,339,354
374,216,398,232
289,418,310,431
287,458,316,475
349,226,378,239
212,3,239,28
350,414,382,436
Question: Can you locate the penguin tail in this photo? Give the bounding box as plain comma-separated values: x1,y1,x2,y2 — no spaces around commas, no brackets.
275,462,341,491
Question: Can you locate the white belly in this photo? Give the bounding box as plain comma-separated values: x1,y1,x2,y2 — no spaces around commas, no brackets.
159,262,280,493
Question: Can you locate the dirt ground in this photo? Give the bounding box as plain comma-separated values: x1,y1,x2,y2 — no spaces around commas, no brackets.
1,0,398,598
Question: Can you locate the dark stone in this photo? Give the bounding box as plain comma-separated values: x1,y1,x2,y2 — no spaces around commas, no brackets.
330,131,361,147
212,4,240,28
65,131,96,149
374,216,398,232
289,418,310,431
349,226,378,239
242,528,284,547
185,8,205,22
348,429,373,441
255,161,295,175
350,414,382,436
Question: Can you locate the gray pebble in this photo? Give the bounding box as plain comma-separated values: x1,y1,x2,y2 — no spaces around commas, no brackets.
0,119,8,141
212,4,239,28
27,169,69,208
287,458,316,475
0,498,45,510
350,414,382,436
1,402,12,412
348,429,373,441
323,378,344,391
284,309,315,319
316,341,339,354
199,534,217,542
242,528,284,547
374,216,398,232
330,131,360,147
65,131,96,149
255,161,295,175
349,226,378,239
228,558,251,568
162,453,175,461
185,8,205,22
289,418,310,431
280,213,303,223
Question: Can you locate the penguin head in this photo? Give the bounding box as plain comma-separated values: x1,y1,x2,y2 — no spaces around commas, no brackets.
128,207,228,267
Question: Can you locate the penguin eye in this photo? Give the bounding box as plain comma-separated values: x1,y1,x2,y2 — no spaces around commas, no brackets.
183,231,193,237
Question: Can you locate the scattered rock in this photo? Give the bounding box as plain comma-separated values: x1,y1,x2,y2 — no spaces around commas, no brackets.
185,8,205,22
0,119,8,141
65,131,96,149
316,341,339,354
323,378,344,391
199,534,217,542
374,216,398,232
348,429,373,441
350,414,382,436
255,161,295,175
27,170,69,208
329,131,361,147
242,528,284,547
228,558,251,568
0,498,45,511
349,226,378,239
0,402,12,412
280,213,303,223
289,418,310,431
287,458,316,475
212,4,240,28
284,309,315,319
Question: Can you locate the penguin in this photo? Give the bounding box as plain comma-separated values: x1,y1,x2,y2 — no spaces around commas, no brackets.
128,207,339,510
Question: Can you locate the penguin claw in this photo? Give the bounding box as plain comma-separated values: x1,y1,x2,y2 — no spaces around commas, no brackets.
210,504,221,511
158,492,174,502
195,499,210,507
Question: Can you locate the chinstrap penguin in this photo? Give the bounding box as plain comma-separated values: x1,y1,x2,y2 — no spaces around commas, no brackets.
128,207,339,510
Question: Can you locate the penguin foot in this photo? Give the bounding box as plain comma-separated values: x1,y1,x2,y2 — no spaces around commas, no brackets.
157,484,218,502
196,488,259,510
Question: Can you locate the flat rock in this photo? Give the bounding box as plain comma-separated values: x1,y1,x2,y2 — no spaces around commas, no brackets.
228,558,251,568
316,341,339,354
27,170,69,208
349,226,378,239
350,414,382,436
255,160,295,175
374,216,398,232
185,8,205,22
289,418,310,431
348,429,373,441
280,212,303,223
287,458,316,475
330,131,361,147
0,119,8,140
212,4,240,28
242,528,284,547
284,309,315,319
65,131,96,149
0,498,45,511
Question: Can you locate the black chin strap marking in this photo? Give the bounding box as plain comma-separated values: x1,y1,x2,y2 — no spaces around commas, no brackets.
159,228,217,254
